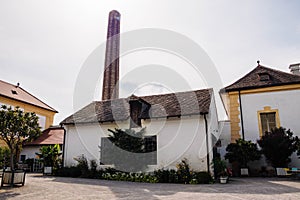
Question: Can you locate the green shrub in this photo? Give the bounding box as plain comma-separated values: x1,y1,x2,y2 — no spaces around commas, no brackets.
74,155,89,177
55,158,212,184
258,127,299,167
0,147,10,168
89,159,98,178
191,171,212,184
54,166,81,177
225,139,261,168
176,159,192,184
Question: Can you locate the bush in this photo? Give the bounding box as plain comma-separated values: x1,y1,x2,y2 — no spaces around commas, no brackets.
258,127,299,167
176,159,192,184
55,166,82,177
89,159,98,178
191,172,213,184
55,157,212,184
0,147,10,168
74,155,89,177
225,139,261,168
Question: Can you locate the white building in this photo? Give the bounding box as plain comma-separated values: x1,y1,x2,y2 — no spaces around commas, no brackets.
60,10,219,173
61,89,219,172
220,62,300,168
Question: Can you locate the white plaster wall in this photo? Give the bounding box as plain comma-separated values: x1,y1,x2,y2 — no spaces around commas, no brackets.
218,120,231,159
63,122,128,167
64,115,215,172
240,89,300,166
20,146,40,161
207,94,220,170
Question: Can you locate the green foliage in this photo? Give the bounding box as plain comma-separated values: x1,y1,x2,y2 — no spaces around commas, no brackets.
106,128,148,172
36,144,62,169
258,127,299,167
0,105,41,169
191,171,213,184
55,166,82,178
74,155,90,177
225,139,261,168
154,169,178,183
212,157,228,177
176,159,192,184
0,146,10,168
55,157,212,184
90,159,98,178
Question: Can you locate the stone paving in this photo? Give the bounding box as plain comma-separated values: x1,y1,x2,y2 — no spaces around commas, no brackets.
1,174,300,199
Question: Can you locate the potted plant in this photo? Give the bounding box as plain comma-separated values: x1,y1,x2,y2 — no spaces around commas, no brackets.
0,106,41,187
213,156,228,183
225,139,261,176
36,144,62,175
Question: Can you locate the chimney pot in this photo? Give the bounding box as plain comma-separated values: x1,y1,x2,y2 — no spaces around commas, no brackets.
289,63,300,75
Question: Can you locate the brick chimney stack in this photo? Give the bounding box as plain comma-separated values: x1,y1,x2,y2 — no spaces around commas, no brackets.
102,10,120,100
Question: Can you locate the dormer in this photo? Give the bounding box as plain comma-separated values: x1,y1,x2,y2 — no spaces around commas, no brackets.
128,96,151,128
258,72,271,81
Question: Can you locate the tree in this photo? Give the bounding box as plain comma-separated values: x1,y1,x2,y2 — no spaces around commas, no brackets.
257,127,299,168
36,144,62,169
103,128,148,172
0,146,10,168
0,105,41,170
225,139,261,168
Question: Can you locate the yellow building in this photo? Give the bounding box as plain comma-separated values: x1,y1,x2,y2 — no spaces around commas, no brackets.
0,80,58,146
220,62,300,143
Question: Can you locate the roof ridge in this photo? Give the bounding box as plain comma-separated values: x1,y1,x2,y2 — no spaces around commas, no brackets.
17,86,58,112
224,64,300,92
0,79,57,112
137,88,212,99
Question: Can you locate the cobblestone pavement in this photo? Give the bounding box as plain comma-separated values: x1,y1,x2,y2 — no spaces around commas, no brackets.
1,174,300,199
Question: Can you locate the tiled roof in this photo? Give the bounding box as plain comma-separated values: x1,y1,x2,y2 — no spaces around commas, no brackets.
0,80,57,112
224,65,300,92
61,88,212,125
24,126,64,146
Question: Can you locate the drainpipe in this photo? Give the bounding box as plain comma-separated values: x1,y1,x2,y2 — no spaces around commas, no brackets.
204,114,210,174
238,91,245,140
61,124,66,168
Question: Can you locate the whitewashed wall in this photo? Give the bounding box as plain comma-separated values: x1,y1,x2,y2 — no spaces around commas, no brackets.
63,113,218,172
240,89,300,167
20,146,40,161
218,120,231,159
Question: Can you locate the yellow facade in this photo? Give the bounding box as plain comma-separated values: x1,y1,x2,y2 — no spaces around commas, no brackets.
257,106,281,137
226,83,300,142
0,96,56,130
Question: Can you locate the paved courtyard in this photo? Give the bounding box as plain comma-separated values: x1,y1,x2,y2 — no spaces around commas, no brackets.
1,174,300,199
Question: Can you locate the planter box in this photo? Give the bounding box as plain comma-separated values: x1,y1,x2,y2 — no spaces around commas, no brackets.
44,166,53,175
241,168,249,176
1,171,26,187
219,176,228,184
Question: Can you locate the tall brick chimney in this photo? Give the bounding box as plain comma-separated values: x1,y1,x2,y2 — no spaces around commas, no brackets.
102,10,121,100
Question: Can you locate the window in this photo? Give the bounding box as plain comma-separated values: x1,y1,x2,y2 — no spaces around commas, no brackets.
260,112,276,134
36,114,46,130
258,73,271,81
20,155,26,163
257,106,280,137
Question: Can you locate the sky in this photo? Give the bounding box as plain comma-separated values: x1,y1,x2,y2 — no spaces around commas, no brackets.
1,0,300,124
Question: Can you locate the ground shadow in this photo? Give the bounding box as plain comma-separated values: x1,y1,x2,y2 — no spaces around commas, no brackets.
48,176,300,199
0,191,20,200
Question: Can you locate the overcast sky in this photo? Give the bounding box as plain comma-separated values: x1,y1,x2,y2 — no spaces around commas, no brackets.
1,0,300,124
